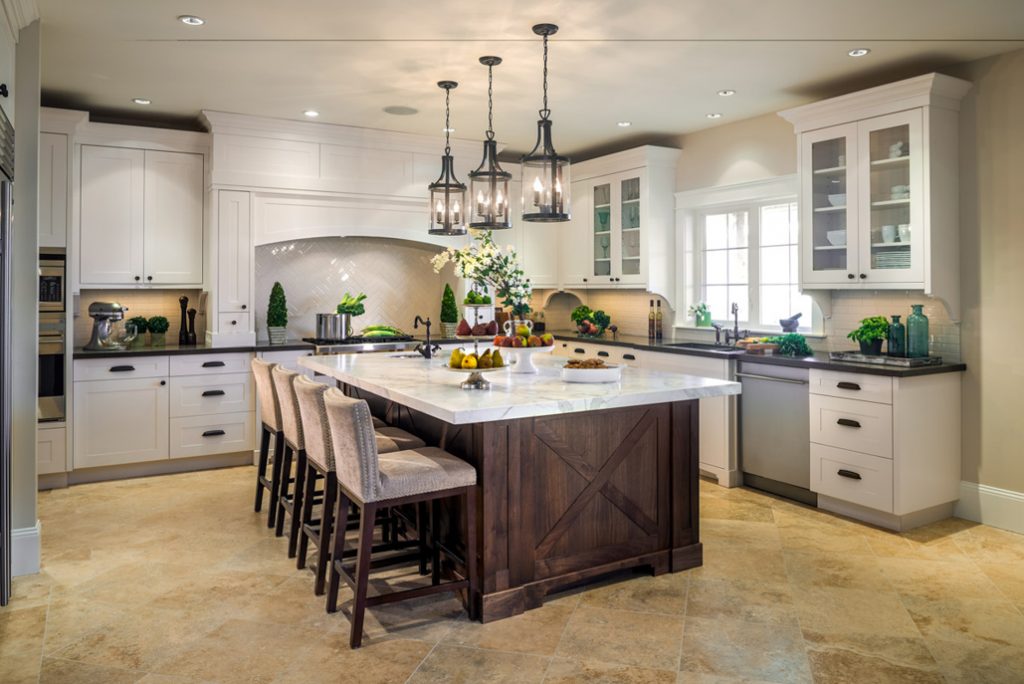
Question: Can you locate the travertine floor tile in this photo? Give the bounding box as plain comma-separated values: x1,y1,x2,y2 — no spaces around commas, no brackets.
792,586,920,638
802,630,942,684
901,595,1024,647
407,643,550,683
38,656,146,684
545,657,677,683
878,556,1005,600
782,549,892,591
556,606,684,670
444,601,574,655
685,578,799,627
272,635,431,684
678,616,811,683
0,603,47,684
577,572,689,614
978,561,1024,604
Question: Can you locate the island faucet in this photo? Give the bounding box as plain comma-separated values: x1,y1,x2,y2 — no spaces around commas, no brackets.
413,315,440,359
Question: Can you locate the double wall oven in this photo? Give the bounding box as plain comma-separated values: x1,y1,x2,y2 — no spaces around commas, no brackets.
38,248,66,423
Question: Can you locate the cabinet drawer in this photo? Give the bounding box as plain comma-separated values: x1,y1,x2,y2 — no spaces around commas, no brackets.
169,373,254,417
74,355,168,381
218,313,250,335
170,352,252,376
591,345,643,368
809,369,892,404
811,443,893,512
37,426,67,475
810,394,893,459
170,411,255,459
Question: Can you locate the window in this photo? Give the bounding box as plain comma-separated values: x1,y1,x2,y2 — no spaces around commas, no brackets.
697,200,815,332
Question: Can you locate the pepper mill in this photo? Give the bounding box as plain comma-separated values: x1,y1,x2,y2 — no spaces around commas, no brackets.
187,308,198,346
178,296,189,346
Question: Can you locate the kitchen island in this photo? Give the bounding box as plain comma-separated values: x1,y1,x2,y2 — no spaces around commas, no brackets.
300,352,740,622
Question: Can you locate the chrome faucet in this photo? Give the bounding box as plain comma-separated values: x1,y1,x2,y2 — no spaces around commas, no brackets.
722,303,749,346
413,316,440,359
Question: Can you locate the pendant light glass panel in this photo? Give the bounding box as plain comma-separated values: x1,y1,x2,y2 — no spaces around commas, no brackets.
469,56,511,230
428,81,467,236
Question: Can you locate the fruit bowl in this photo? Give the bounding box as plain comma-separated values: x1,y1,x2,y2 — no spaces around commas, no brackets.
445,365,505,390
506,344,555,374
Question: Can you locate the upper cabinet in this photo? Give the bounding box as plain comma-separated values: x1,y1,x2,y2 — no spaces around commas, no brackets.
79,145,205,287
0,10,15,125
39,132,69,247
780,73,972,319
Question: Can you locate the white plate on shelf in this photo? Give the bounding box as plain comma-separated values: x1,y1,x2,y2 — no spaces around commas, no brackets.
561,363,623,383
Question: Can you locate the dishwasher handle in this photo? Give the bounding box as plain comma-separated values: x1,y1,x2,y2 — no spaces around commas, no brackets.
735,371,808,385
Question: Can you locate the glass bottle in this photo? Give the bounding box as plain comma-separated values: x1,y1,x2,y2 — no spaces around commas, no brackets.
887,315,906,357
655,300,664,340
906,305,929,358
648,299,656,340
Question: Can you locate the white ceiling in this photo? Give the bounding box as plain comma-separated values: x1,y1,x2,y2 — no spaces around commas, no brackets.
38,0,1024,157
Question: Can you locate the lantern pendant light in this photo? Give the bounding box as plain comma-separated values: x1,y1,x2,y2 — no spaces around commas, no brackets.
468,56,512,230
521,23,571,222
428,80,467,236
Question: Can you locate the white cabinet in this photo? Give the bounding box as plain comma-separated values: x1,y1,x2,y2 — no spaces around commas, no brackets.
0,12,14,125
73,376,169,468
79,145,205,287
37,426,68,476
217,190,252,314
781,73,972,318
39,133,69,247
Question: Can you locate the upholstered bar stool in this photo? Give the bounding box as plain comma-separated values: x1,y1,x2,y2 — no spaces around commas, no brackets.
323,389,478,648
293,376,426,594
251,358,285,528
270,366,310,557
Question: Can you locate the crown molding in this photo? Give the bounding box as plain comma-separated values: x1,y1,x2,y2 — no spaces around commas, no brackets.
3,0,38,33
572,145,681,181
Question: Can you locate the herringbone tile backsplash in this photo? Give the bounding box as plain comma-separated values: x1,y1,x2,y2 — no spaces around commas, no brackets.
254,237,458,340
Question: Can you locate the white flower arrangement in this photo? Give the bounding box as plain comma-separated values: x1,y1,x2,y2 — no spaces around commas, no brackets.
431,231,533,316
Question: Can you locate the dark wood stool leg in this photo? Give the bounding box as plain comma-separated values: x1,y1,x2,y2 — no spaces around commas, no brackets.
350,501,377,649
431,499,442,586
314,475,337,595
326,490,350,614
255,426,271,512
464,487,478,620
275,444,293,537
288,451,309,559
267,432,285,529
296,459,316,568
417,501,429,576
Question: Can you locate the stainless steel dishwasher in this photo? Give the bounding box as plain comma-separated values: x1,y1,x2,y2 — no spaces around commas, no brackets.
736,361,817,506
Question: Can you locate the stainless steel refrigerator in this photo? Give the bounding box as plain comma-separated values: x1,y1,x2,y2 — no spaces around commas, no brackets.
0,108,13,605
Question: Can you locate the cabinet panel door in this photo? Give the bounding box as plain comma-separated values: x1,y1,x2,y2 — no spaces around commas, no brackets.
80,145,145,285
144,150,204,284
616,171,646,286
559,180,591,287
73,377,169,468
217,190,252,312
799,124,860,286
39,133,69,248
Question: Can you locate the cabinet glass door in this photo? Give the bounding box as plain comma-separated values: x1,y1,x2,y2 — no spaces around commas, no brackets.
801,124,859,285
620,176,641,276
858,110,923,283
592,183,612,277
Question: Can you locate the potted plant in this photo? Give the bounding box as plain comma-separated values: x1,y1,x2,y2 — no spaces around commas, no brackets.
688,302,712,327
147,316,169,347
267,281,288,345
847,316,890,355
336,292,367,337
440,284,459,338
127,316,149,348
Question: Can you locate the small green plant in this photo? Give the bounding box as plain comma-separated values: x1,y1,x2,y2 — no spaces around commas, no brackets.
267,282,288,328
688,302,710,318
147,316,169,334
127,316,149,334
336,292,367,317
847,316,890,343
440,284,459,324
769,333,814,357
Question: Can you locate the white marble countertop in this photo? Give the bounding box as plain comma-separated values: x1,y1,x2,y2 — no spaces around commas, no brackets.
299,352,741,425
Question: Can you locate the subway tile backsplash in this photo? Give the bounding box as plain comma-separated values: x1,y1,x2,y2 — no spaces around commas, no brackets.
74,289,206,347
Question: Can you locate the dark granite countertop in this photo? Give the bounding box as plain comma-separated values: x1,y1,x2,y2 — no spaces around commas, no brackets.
548,331,965,378
73,341,315,359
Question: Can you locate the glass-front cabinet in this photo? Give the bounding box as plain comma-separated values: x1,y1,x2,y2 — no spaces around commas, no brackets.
582,170,646,286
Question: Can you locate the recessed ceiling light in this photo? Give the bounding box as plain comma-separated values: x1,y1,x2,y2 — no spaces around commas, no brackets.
717,89,736,97
178,15,205,26
617,121,632,128
383,105,418,116
303,110,320,118
132,98,151,105
443,127,455,133
848,48,870,57
706,113,722,119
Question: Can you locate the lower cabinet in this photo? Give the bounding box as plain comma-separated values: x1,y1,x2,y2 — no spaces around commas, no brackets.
37,426,68,476
170,412,255,459
73,376,170,468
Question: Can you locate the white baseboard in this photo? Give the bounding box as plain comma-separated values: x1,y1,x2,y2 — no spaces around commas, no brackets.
954,481,1024,535
11,521,41,576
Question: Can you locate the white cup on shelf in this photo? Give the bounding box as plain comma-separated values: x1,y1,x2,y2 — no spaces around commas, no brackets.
881,224,898,243
898,224,911,242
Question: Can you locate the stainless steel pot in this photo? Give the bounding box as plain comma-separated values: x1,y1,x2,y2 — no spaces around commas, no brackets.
315,313,350,342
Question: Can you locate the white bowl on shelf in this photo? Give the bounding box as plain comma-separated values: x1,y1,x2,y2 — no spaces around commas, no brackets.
826,230,847,246
827,193,846,207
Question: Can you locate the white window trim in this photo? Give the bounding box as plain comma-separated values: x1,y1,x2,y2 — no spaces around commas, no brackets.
674,175,824,335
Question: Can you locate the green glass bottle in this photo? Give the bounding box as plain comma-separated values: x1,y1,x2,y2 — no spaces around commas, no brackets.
906,305,929,358
888,315,906,357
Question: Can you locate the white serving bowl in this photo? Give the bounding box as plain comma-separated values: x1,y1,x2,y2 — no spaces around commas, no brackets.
561,363,623,384
826,230,847,246
827,193,847,207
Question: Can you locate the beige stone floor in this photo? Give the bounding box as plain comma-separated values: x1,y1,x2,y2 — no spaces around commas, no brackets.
2,467,1024,684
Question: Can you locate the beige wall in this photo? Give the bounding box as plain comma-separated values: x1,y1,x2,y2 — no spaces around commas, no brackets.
945,49,1024,494
674,112,796,191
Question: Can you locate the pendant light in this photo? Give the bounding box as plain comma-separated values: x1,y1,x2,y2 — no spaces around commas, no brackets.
468,56,512,230
428,80,467,236
521,23,571,222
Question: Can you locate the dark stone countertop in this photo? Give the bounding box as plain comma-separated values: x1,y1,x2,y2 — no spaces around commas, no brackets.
73,340,315,359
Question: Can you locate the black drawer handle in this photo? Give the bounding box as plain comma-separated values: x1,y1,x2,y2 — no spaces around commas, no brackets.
597,351,610,357
110,365,135,373
202,360,226,368
574,348,585,354
837,418,862,428
202,390,225,397
837,381,861,391
837,469,862,480
202,429,226,438
623,354,636,361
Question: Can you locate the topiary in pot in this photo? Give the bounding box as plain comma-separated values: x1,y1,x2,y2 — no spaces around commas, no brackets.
147,315,169,347
267,281,288,345
847,316,890,355
439,284,459,338
127,316,149,348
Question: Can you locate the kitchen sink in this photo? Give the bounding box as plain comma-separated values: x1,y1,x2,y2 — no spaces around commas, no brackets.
663,342,747,356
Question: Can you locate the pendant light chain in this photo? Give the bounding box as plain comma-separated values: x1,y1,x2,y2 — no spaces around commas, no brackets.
540,33,550,120
444,86,452,155
486,62,495,141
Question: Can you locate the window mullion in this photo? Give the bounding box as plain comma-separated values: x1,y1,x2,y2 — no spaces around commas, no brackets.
748,204,760,328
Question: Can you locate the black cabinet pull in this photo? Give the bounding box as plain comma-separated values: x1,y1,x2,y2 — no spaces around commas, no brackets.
847,273,855,280
837,418,862,428
0,84,8,98
837,381,861,390
859,273,867,279
231,320,237,325
623,354,636,361
574,348,585,354
597,351,610,357
241,304,247,310
159,380,166,386
202,389,225,397
110,365,135,373
582,278,588,282
201,429,226,438
134,275,140,282
202,361,226,368
837,469,862,480
147,275,153,281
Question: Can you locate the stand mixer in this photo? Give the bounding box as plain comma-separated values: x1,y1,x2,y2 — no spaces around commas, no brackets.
84,301,136,350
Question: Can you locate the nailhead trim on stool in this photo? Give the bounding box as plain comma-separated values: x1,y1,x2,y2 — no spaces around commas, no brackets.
251,358,285,528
